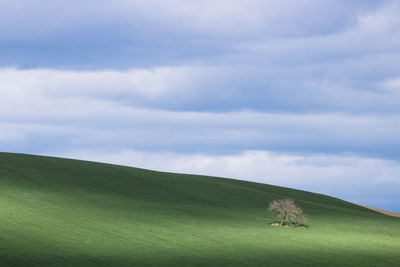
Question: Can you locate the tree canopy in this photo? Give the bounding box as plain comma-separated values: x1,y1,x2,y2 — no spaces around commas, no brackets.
268,199,307,226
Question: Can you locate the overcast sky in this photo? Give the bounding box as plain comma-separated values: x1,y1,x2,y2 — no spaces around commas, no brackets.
1,0,399,212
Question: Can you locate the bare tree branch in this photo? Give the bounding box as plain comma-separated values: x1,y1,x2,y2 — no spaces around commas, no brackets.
268,199,307,226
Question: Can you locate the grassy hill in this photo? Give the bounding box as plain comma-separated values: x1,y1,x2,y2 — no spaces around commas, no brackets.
0,152,399,266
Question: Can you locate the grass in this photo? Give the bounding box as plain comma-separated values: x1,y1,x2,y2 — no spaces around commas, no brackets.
0,152,399,266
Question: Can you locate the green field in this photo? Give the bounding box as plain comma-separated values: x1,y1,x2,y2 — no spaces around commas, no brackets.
0,152,399,266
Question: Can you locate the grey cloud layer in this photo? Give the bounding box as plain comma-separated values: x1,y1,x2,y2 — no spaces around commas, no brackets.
2,2,400,115
2,64,400,116
1,69,399,159
0,0,385,39
1,1,399,211
0,0,395,68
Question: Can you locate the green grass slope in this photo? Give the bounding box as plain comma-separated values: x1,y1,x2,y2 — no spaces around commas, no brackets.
0,152,399,266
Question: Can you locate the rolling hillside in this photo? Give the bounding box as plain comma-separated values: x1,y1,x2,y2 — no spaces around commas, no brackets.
0,152,399,266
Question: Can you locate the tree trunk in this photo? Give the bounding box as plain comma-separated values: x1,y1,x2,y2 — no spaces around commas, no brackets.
280,212,287,226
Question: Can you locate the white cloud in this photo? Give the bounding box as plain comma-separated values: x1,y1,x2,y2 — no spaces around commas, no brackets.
0,124,26,141
0,66,211,120
382,77,400,95
0,67,197,99
58,149,400,210
2,65,400,118
61,149,400,187
0,67,399,158
357,2,400,34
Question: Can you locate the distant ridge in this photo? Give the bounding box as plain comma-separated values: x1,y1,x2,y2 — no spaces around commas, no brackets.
358,204,400,218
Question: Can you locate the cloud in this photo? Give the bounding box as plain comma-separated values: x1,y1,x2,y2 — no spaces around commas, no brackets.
0,124,26,141
0,67,198,99
0,0,386,40
238,2,400,63
2,1,400,118
357,2,400,34
0,0,394,69
2,64,400,115
1,78,399,158
118,0,374,37
1,1,399,213
382,77,400,95
1,67,399,160
3,2,400,113
57,149,400,212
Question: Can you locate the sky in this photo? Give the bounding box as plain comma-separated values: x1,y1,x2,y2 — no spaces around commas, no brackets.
1,0,399,212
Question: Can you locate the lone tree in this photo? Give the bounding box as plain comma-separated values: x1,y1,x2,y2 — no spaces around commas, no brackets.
268,199,306,226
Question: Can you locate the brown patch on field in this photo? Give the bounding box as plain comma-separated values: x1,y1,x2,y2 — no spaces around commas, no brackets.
358,204,400,218
270,223,308,228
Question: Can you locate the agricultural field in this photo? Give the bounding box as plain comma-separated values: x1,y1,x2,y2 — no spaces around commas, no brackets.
0,152,399,266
